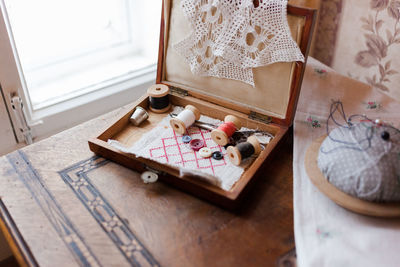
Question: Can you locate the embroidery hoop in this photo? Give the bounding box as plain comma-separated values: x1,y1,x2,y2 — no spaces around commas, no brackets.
304,135,400,217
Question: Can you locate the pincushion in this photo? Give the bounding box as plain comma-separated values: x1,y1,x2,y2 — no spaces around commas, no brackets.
318,119,400,202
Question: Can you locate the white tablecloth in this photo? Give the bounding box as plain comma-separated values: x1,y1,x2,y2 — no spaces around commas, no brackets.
294,57,400,267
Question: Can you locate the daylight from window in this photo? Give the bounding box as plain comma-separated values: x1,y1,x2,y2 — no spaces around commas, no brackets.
5,0,161,109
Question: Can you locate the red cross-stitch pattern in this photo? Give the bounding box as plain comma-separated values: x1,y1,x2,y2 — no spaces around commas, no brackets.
149,126,227,176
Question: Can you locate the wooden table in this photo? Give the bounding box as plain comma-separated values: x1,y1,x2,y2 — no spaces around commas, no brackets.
0,103,295,267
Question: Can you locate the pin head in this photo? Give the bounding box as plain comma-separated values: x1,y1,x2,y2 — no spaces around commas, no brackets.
381,131,390,141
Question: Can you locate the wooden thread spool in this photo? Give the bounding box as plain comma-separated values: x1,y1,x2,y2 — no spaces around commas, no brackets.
169,105,201,135
147,84,171,113
211,115,242,146
227,136,261,166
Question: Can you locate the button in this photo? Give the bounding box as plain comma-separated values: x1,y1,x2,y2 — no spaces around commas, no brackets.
212,151,223,160
182,135,192,143
199,147,212,158
189,139,205,151
141,171,158,183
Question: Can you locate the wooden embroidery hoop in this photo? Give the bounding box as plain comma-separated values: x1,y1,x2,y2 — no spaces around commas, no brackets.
304,135,400,217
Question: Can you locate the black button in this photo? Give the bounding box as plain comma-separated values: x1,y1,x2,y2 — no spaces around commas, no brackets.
212,151,223,160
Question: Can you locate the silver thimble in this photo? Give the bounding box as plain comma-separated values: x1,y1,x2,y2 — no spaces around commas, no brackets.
130,106,149,126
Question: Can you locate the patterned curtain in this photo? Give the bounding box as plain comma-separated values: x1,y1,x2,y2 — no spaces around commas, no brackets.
310,0,400,102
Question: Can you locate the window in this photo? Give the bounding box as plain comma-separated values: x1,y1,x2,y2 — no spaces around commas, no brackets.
0,0,162,140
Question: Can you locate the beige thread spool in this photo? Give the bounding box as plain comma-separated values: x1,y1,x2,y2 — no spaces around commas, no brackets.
147,84,171,113
227,135,261,166
211,115,242,146
130,106,149,126
169,105,201,135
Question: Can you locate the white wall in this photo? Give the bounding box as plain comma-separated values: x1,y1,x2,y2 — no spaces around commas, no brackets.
0,90,19,156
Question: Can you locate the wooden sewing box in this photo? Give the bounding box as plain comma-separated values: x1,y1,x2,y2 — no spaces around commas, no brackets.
89,0,316,209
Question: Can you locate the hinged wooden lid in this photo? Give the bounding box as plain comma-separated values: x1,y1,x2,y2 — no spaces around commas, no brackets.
157,0,316,126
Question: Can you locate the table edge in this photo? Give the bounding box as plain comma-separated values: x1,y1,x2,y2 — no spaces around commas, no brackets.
0,199,38,267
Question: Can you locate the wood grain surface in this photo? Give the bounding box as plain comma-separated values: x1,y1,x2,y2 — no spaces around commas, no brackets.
0,256,19,267
0,0,314,264
0,201,37,267
0,100,295,266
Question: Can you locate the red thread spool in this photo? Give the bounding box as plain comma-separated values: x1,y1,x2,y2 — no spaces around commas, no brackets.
211,115,242,146
217,121,236,137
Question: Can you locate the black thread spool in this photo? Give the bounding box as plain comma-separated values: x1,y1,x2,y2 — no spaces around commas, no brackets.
147,84,171,113
227,136,261,166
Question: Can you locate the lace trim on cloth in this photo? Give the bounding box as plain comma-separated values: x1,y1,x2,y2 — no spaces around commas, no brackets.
173,0,305,86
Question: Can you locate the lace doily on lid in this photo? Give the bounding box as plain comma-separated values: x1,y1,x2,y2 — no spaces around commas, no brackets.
173,0,305,87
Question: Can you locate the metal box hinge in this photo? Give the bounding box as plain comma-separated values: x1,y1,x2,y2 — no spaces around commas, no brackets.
10,95,33,144
170,86,189,97
248,111,272,124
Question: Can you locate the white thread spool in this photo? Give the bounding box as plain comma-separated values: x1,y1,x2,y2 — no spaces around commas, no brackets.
169,105,201,134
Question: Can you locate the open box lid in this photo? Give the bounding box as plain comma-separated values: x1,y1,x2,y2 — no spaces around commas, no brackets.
157,0,316,126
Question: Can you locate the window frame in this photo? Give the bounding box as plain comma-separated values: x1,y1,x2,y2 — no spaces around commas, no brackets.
0,0,160,141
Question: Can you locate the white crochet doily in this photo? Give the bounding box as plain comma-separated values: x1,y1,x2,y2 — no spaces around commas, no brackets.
174,0,305,86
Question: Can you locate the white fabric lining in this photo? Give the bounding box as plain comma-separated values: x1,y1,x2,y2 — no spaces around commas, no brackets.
108,106,254,191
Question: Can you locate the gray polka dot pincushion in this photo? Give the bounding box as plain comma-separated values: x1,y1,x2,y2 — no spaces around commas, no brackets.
318,120,400,202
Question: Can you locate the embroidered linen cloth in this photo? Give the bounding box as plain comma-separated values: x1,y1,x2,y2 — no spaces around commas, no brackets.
294,57,400,267
108,107,253,191
174,0,304,86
